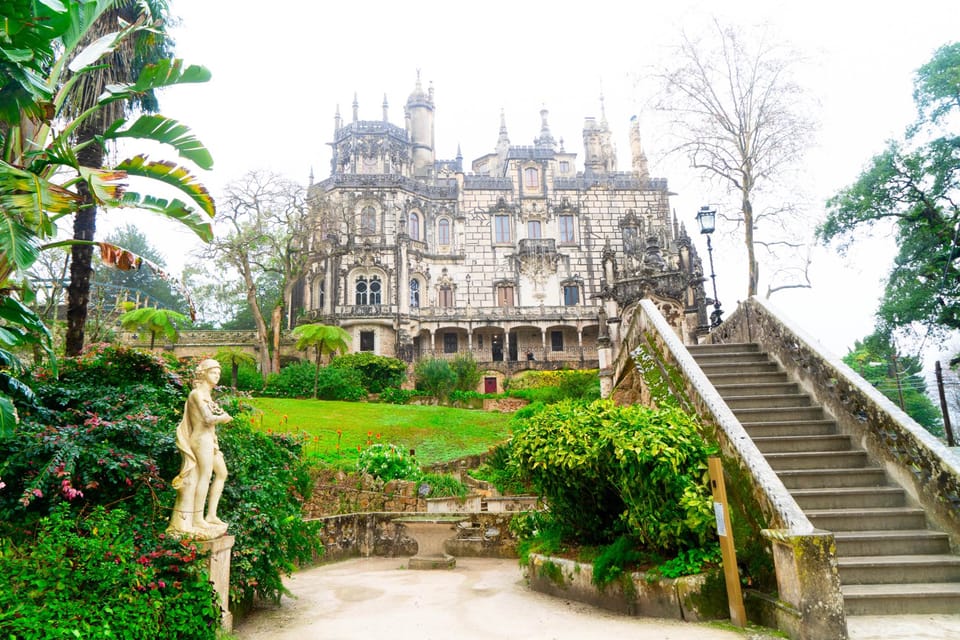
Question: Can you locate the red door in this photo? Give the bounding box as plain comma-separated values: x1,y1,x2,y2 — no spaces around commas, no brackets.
484,377,497,394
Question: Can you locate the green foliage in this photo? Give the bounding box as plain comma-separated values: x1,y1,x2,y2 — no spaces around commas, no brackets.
414,358,457,402
503,369,600,405
0,504,220,640
330,352,406,393
843,333,944,436
819,42,960,334
417,472,468,498
215,346,258,390
379,387,426,404
647,545,722,581
0,296,54,435
119,306,191,348
470,441,530,495
450,353,481,392
292,323,351,363
510,399,717,551
357,443,421,481
591,535,655,589
512,511,567,565
263,361,365,401
96,224,187,312
218,412,323,609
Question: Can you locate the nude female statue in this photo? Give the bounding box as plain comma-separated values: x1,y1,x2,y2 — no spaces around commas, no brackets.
167,359,232,539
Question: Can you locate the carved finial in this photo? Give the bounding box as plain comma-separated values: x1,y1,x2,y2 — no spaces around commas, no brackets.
383,93,389,122
352,92,358,122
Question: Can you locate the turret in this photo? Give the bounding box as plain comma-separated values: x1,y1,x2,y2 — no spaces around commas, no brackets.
406,71,435,177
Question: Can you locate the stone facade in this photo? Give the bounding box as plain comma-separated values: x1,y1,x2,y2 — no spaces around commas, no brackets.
295,74,709,372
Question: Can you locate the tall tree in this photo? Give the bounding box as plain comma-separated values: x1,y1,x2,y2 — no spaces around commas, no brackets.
64,0,176,355
199,170,318,379
819,42,959,336
651,20,817,297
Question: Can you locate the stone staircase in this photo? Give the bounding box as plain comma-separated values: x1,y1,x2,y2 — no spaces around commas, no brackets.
689,342,960,616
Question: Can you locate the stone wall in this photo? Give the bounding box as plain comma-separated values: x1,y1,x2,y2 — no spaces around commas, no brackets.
315,512,522,564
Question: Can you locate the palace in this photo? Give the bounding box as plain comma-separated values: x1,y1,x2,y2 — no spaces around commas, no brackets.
293,75,710,388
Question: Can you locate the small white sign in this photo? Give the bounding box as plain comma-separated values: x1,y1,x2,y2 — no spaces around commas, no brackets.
714,501,727,537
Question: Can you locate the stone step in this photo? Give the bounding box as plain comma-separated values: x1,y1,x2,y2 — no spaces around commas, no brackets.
724,394,813,410
745,420,839,438
699,361,782,376
735,406,826,422
791,486,906,510
766,450,869,471
714,381,801,397
692,352,772,367
754,434,853,454
702,371,789,386
834,530,952,557
842,582,960,615
778,468,888,490
688,343,760,356
806,507,928,531
838,555,960,585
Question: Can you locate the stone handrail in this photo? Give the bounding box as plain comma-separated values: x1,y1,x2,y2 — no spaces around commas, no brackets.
630,299,813,533
712,296,960,546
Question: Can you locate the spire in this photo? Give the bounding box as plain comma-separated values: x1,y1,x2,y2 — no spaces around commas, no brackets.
334,104,342,132
629,115,649,180
537,106,556,149
309,167,314,186
352,92,358,122
599,87,608,127
382,93,389,122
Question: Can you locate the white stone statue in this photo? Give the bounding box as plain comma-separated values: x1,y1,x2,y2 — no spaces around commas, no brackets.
167,359,232,539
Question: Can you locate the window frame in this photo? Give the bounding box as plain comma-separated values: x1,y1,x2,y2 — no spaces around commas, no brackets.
360,206,376,235
437,218,451,245
409,212,420,241
524,166,539,189
559,215,575,244
527,220,542,239
494,214,511,244
550,330,564,352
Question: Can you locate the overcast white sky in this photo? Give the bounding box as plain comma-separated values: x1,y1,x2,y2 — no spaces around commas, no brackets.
109,0,959,359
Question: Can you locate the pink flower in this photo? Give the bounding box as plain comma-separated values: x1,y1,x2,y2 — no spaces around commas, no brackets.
31,488,43,498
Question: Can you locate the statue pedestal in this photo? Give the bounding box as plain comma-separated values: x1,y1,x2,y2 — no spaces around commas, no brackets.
395,517,461,569
198,535,235,631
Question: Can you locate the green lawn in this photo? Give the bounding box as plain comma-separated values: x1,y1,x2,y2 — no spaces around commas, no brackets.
244,398,513,467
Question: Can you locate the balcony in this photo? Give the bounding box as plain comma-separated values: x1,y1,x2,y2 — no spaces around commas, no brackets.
517,238,556,256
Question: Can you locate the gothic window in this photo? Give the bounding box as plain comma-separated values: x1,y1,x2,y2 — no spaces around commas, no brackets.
494,215,511,243
527,220,542,239
563,285,580,306
315,278,325,308
369,275,382,304
524,167,539,188
361,206,376,235
559,215,575,243
497,285,514,308
437,218,450,245
559,160,570,173
409,279,420,308
355,277,368,305
439,286,453,308
409,212,420,241
443,333,458,353
551,330,564,352
360,331,375,352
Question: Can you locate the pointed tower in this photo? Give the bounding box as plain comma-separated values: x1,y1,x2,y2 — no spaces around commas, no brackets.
629,115,649,180
405,71,435,177
536,107,556,149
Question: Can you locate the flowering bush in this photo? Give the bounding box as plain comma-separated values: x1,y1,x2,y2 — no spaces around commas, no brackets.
357,443,420,481
0,504,219,639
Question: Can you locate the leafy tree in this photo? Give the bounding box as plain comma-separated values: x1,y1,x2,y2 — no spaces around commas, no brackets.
96,224,186,311
118,306,190,349
329,352,406,393
214,347,257,390
651,20,817,297
291,323,351,399
1,1,214,356
819,42,959,336
198,171,318,378
844,333,944,437
450,353,481,392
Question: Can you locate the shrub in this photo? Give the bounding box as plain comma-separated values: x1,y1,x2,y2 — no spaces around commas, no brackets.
417,472,468,498
263,361,365,400
378,387,422,404
330,352,406,393
0,504,220,640
510,399,717,552
414,358,456,402
357,443,421,481
470,441,530,495
450,353,481,392
232,362,264,392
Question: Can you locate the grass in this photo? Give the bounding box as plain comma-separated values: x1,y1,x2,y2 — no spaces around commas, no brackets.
244,397,513,468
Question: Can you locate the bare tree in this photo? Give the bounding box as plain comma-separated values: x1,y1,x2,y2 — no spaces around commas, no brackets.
651,20,818,297
200,170,319,379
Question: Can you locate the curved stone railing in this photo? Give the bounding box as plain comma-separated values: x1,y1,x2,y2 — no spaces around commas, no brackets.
713,296,960,547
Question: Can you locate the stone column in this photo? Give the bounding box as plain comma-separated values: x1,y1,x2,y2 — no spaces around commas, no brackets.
198,535,235,632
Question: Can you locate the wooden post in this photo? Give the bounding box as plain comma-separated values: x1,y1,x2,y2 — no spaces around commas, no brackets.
935,361,956,447
708,457,747,627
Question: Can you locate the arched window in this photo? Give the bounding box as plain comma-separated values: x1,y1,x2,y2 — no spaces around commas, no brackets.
361,206,376,235
355,277,368,305
409,212,420,241
315,279,325,308
369,275,382,305
439,286,453,308
524,167,539,188
437,218,450,245
410,279,420,308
